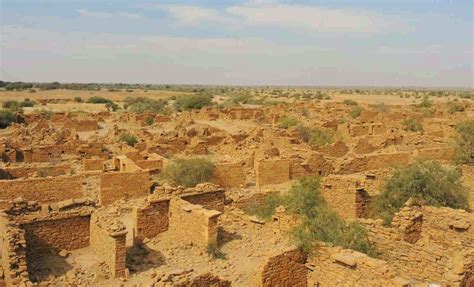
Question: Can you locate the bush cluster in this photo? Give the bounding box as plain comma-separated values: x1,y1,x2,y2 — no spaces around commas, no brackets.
371,161,469,225
161,157,215,187
174,94,213,111
0,110,17,129
402,118,423,132
349,106,364,119
87,96,119,111
124,97,167,113
245,177,376,255
453,120,474,165
118,133,138,147
277,116,300,129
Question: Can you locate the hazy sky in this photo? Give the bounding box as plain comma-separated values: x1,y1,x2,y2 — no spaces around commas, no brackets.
1,0,473,87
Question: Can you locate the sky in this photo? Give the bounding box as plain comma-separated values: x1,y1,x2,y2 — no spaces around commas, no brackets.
1,0,473,87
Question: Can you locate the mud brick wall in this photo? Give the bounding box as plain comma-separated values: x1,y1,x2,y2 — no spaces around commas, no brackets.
90,215,127,278
320,176,364,219
414,146,454,161
133,198,170,242
0,221,29,287
309,246,402,287
99,171,151,205
213,162,246,188
0,175,84,210
255,159,290,187
64,119,98,132
83,159,105,171
180,189,225,212
0,164,71,179
360,206,474,285
169,199,221,248
254,248,307,287
134,159,162,171
22,216,90,256
340,152,410,173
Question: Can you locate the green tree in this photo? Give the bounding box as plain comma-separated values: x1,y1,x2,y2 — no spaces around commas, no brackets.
371,161,469,225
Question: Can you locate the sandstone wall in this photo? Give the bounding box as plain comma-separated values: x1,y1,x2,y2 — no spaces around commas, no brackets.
0,220,29,287
255,159,290,187
23,216,90,255
133,197,170,242
90,213,127,278
309,246,404,287
0,164,71,179
0,175,84,210
169,199,221,248
99,171,151,206
213,162,246,188
254,248,307,287
360,206,474,285
83,159,105,171
181,189,225,212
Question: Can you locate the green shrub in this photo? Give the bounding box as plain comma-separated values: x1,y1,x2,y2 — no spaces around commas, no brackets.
402,118,423,132
284,177,376,256
40,110,52,119
145,117,154,126
349,106,364,119
243,193,283,221
371,161,469,225
0,110,17,129
74,96,83,103
453,120,474,165
119,133,138,147
20,99,35,107
161,157,215,187
343,99,358,106
278,116,300,129
309,128,334,146
447,101,466,114
124,97,167,113
416,96,433,108
87,96,110,104
2,100,22,112
174,94,213,111
87,96,119,111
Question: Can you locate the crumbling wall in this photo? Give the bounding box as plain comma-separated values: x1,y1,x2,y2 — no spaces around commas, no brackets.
90,211,127,278
0,175,84,210
255,159,290,187
0,164,71,179
309,246,404,287
0,220,29,287
340,152,410,173
213,162,246,188
99,170,151,205
168,199,221,248
360,206,474,285
133,197,170,243
254,248,307,287
181,189,225,212
83,159,105,171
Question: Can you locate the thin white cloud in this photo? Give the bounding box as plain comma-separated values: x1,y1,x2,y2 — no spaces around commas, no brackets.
226,4,383,32
77,9,142,20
